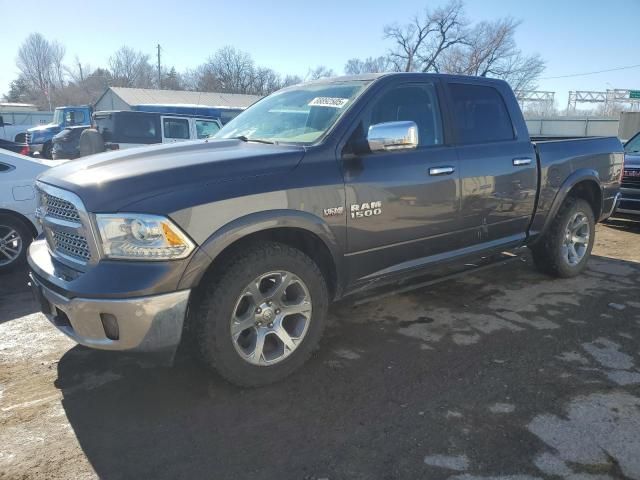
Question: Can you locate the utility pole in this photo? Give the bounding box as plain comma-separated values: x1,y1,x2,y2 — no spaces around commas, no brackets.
157,44,162,89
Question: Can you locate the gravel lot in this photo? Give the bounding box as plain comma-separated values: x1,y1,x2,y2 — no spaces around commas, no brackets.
1,220,640,480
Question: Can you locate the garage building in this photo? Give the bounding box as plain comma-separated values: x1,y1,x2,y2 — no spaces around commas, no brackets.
94,87,261,112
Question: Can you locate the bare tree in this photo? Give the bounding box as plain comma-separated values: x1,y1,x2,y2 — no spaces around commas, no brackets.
384,0,466,72
108,46,154,88
417,0,467,72
50,41,66,88
281,74,303,88
250,67,282,95
16,33,62,93
437,18,545,90
344,56,393,74
306,66,335,81
209,46,255,93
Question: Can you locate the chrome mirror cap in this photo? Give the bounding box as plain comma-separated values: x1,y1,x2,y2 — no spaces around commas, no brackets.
367,121,419,152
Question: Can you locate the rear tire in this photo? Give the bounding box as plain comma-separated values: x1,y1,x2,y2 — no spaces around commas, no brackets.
42,142,53,159
193,241,329,387
78,129,105,157
0,214,33,273
530,196,595,278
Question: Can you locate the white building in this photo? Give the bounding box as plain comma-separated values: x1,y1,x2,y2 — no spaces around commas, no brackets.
94,87,261,112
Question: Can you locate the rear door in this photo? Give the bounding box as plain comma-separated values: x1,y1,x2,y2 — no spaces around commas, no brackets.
445,80,537,246
161,116,191,143
343,80,461,283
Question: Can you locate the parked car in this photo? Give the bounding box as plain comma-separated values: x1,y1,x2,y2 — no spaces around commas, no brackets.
0,138,30,155
28,73,623,386
79,110,223,156
52,126,90,160
26,106,92,159
0,149,60,272
1,118,30,143
616,130,640,216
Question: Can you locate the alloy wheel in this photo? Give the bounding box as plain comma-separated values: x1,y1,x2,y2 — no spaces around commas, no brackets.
562,211,590,266
230,271,312,366
0,225,23,267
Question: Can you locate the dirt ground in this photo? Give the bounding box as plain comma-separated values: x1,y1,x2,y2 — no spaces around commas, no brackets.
1,219,640,480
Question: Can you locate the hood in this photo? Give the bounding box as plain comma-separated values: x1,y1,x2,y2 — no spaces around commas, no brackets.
37,138,305,212
28,123,59,132
624,152,640,169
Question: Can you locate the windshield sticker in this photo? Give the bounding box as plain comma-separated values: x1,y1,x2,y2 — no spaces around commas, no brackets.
308,97,349,108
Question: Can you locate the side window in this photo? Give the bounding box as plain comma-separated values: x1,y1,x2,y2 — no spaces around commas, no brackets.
114,114,160,144
367,84,443,147
73,111,85,125
448,83,514,144
195,119,220,139
163,118,190,140
65,111,85,125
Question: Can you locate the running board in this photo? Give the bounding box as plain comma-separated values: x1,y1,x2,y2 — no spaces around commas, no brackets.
345,251,523,307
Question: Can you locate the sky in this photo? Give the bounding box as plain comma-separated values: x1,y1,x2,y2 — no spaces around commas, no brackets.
1,0,638,111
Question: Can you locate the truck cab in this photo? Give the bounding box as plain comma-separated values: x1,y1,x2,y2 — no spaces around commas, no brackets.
26,106,92,158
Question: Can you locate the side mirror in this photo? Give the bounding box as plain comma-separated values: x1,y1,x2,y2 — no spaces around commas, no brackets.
367,121,419,152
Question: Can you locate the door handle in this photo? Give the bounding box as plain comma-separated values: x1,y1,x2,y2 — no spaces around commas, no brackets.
429,166,455,176
512,157,532,166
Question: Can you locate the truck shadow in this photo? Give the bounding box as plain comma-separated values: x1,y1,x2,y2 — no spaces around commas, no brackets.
53,253,640,480
0,266,37,324
605,216,640,233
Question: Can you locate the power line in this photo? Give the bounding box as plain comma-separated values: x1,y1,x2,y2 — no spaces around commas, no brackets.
540,63,640,80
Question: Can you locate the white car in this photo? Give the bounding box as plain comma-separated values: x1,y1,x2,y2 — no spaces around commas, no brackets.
0,149,62,272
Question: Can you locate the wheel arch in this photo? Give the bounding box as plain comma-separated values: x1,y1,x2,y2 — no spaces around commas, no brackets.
178,210,345,300
0,208,38,238
538,169,603,240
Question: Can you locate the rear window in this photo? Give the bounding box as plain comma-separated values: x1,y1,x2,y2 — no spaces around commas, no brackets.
95,113,161,144
449,83,514,144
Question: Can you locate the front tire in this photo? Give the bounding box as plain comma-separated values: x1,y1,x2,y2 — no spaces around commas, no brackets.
193,242,329,387
42,142,53,159
530,196,595,278
0,214,33,273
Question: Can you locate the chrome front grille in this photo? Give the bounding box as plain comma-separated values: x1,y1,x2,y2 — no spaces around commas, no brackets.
36,183,95,266
622,169,640,189
52,231,91,261
40,190,81,223
25,132,32,144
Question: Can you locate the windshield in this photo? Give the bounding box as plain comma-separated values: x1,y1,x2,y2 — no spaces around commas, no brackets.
215,81,369,144
625,132,640,154
52,108,64,126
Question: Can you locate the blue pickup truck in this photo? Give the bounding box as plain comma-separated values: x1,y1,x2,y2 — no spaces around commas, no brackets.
26,106,92,158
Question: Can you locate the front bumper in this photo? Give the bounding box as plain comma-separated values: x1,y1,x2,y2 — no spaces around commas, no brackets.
28,143,44,153
615,187,640,216
28,239,191,354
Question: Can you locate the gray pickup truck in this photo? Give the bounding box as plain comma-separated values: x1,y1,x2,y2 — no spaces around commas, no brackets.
28,73,623,386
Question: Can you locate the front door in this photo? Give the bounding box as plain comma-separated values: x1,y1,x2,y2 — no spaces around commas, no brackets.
343,81,461,284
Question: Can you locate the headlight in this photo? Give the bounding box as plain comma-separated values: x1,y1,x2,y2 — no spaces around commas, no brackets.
96,214,195,260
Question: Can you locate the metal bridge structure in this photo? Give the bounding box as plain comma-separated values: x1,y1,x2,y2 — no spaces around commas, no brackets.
566,90,640,114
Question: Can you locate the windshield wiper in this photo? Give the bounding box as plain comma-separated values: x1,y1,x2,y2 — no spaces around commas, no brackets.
234,135,276,145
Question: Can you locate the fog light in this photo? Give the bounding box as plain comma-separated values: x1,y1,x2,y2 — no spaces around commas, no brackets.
100,313,120,340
